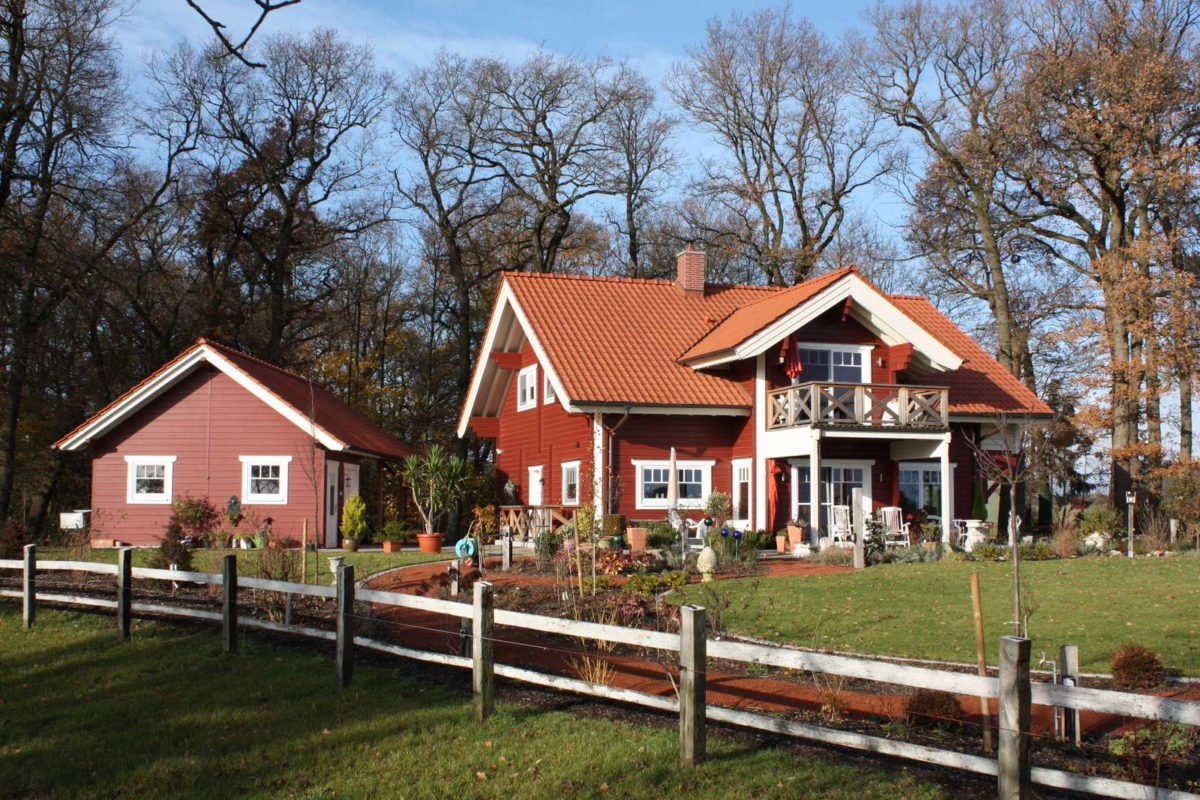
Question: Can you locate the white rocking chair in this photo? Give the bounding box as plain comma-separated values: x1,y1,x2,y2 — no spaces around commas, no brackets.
829,504,854,547
879,506,911,548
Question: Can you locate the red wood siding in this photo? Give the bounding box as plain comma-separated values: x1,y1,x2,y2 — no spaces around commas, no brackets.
89,364,325,546
494,345,591,507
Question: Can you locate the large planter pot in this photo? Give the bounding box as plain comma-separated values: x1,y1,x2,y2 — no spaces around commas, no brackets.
627,527,648,552
775,534,787,554
382,540,402,553
787,524,807,546
417,533,444,554
343,539,360,553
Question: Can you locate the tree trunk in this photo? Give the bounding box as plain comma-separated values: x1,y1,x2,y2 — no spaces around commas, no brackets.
1180,364,1193,462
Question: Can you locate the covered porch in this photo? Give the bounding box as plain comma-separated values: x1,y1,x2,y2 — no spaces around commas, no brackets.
760,430,957,545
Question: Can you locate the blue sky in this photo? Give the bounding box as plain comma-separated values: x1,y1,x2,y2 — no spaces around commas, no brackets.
117,0,876,81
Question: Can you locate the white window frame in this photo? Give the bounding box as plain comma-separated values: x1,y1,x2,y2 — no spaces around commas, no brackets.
632,459,715,510
239,456,292,505
561,460,581,506
543,372,557,405
793,342,873,383
731,458,752,525
517,364,538,411
124,456,176,505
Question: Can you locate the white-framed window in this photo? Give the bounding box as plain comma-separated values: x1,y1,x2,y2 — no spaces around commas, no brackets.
544,372,557,405
239,456,292,504
124,456,176,504
517,364,538,411
731,458,752,523
561,460,580,506
632,459,715,510
794,343,872,383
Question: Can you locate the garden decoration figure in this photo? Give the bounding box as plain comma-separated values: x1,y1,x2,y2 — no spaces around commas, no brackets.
697,545,718,582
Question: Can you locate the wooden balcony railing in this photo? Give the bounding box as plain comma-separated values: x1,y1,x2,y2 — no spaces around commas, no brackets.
499,505,575,540
766,382,949,431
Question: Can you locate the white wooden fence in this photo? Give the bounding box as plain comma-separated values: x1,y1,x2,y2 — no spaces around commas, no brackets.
2,544,1198,800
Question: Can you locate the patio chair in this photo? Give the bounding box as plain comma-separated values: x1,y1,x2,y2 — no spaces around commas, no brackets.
951,519,969,547
879,506,911,548
829,504,854,547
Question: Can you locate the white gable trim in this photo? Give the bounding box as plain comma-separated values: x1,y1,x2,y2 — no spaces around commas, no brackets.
689,275,962,372
455,280,572,437
56,345,345,452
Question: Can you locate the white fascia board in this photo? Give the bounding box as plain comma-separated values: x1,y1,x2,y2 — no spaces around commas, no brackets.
201,347,345,451
702,275,963,372
569,404,750,417
56,351,210,450
455,281,574,438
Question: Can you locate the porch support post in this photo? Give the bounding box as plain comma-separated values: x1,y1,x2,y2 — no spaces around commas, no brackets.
591,413,605,514
753,354,767,530
809,434,821,544
938,435,953,542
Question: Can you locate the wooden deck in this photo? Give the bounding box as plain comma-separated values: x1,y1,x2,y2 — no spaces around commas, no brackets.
766,382,949,432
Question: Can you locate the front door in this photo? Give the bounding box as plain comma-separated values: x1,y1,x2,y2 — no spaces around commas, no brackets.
344,463,361,501
325,462,341,547
528,465,543,506
793,461,872,536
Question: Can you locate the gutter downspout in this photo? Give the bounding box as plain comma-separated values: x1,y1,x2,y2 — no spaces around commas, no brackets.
604,406,632,516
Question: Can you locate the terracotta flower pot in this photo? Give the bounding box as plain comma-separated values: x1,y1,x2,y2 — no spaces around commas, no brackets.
787,524,807,546
417,532,444,554
776,534,787,554
382,540,402,553
627,526,648,552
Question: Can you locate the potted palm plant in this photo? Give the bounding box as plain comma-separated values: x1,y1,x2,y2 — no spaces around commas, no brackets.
402,444,468,554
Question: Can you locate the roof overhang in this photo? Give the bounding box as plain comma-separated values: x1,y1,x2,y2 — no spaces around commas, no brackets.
571,403,750,417
55,343,347,452
680,274,963,372
456,280,572,438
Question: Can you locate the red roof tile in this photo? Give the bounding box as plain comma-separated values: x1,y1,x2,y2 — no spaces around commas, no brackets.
889,298,1052,416
506,273,773,408
55,340,413,459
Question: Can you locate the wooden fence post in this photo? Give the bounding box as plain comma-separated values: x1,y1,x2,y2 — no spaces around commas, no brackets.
998,636,1032,800
117,547,132,641
336,564,355,688
22,543,35,630
473,580,494,721
222,554,237,654
851,488,865,570
679,604,707,768
1060,644,1081,746
502,534,512,571
1169,518,1178,544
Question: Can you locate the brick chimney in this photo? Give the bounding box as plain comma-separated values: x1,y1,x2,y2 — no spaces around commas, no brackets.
676,244,706,294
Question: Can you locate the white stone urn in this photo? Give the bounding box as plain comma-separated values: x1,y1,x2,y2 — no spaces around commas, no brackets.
697,546,718,582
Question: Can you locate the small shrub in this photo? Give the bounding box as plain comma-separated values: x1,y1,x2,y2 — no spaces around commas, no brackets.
602,514,626,538
380,518,409,543
535,527,564,570
340,493,368,542
904,689,965,728
171,496,221,545
971,544,1008,561
660,570,688,591
814,546,853,566
0,520,31,559
1080,505,1122,539
622,572,663,595
595,550,659,575
1112,644,1165,689
705,491,732,527
604,592,648,627
149,519,194,571
644,521,676,549
1018,542,1058,561
1050,528,1077,559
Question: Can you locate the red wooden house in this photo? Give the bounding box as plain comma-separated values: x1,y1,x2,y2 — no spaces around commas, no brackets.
54,339,412,547
459,249,1051,541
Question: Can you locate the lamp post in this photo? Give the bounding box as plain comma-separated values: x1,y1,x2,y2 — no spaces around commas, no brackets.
1125,491,1137,559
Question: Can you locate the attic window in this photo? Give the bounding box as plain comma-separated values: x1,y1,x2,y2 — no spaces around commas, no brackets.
240,456,292,504
544,372,557,405
125,456,176,504
517,365,538,411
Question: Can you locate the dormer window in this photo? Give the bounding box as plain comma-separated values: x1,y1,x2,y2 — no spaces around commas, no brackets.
517,364,538,411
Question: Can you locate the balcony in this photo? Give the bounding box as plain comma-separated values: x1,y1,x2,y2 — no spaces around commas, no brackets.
766,382,949,432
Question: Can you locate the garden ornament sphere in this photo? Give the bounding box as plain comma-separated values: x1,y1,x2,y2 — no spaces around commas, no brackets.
720,527,729,538
697,545,718,582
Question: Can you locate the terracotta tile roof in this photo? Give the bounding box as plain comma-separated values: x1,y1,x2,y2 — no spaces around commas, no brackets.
55,339,413,459
506,273,774,407
889,298,1053,416
505,271,1051,417
679,267,856,361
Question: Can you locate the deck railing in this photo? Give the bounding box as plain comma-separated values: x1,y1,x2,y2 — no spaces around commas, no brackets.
766,382,949,431
499,505,574,540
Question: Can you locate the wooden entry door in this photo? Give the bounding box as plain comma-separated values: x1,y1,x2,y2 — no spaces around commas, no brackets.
325,463,340,547
528,465,543,506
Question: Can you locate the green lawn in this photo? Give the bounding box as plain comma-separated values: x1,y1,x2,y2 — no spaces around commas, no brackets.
33,546,447,581
682,557,1200,675
0,607,954,800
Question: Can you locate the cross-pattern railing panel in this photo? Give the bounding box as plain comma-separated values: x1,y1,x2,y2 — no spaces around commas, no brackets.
766,382,949,431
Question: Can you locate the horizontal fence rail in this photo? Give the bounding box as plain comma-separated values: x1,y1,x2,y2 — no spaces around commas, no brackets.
2,550,1197,800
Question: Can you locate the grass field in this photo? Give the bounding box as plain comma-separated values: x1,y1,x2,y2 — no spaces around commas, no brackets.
32,546,447,581
0,607,956,800
680,556,1200,675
